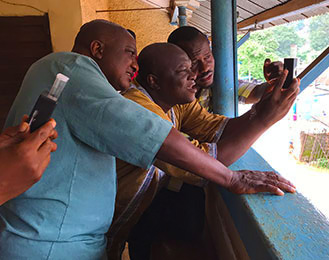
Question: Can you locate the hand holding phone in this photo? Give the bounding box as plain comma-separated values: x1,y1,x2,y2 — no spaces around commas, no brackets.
28,73,69,132
282,58,297,89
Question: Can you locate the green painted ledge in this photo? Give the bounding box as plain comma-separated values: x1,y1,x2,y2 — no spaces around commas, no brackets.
220,148,329,260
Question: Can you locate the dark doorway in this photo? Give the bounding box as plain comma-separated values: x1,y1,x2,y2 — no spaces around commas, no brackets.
0,15,52,130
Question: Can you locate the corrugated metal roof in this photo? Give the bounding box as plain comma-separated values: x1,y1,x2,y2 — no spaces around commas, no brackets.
188,0,329,35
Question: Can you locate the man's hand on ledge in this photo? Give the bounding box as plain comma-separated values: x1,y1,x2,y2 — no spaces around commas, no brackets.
228,170,296,196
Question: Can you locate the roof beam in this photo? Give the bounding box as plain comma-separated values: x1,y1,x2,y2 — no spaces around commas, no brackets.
298,45,329,93
238,0,329,30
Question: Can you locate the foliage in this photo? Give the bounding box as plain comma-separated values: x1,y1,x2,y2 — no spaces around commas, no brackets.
238,29,279,80
297,49,308,63
309,13,329,52
238,13,328,81
272,24,305,58
316,158,329,169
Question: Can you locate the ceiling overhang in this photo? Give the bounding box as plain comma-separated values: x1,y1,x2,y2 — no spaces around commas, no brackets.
142,0,329,35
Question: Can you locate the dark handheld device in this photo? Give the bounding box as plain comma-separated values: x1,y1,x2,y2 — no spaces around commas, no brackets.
28,73,69,132
282,58,297,89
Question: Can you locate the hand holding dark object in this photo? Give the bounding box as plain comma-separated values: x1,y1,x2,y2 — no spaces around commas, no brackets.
228,169,296,196
244,59,284,104
0,116,57,205
263,58,284,82
255,70,300,128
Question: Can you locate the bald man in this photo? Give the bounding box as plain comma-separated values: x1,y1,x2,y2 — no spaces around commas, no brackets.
0,20,291,259
107,43,299,259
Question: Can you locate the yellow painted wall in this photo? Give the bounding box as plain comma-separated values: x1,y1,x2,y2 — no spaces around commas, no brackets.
81,0,177,52
0,0,82,52
0,0,176,53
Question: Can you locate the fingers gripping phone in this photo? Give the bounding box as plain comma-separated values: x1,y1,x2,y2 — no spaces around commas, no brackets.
28,73,69,132
282,58,297,89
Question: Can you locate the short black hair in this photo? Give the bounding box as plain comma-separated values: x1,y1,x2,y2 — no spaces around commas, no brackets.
73,19,121,50
167,26,207,45
137,43,185,82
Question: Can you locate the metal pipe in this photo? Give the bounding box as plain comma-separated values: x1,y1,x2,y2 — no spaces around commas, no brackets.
178,6,187,27
237,30,250,49
96,7,167,13
210,0,238,117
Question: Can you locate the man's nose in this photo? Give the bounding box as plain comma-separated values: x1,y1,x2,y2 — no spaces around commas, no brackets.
189,69,197,81
131,57,139,72
198,60,209,73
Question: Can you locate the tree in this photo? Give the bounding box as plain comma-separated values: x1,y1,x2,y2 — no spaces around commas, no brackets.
238,21,310,80
238,29,279,80
309,13,329,52
272,24,305,58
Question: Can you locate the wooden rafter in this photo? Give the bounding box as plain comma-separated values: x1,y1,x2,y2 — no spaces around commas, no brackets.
238,0,329,30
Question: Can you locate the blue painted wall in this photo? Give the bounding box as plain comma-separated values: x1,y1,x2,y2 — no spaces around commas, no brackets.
221,148,329,260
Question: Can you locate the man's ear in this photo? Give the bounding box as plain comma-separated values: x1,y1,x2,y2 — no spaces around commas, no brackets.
147,74,160,90
90,40,104,60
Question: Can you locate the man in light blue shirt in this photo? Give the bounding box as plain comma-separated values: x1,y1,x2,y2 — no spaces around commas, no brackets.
1,20,175,259
0,20,296,259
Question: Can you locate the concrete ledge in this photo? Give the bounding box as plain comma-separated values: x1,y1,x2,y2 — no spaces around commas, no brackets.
221,148,329,260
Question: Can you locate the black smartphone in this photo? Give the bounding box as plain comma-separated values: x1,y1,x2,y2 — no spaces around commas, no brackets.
282,58,297,89
28,73,69,132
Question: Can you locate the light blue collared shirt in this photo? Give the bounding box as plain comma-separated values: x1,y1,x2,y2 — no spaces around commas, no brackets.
0,52,172,259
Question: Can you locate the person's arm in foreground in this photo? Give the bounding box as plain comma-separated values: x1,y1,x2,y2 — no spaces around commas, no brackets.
156,125,295,196
243,82,270,104
0,116,57,205
217,70,300,167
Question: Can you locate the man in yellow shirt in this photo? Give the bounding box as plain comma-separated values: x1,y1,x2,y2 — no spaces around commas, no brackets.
107,42,299,259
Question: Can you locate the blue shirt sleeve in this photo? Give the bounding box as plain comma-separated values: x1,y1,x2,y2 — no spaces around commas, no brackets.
59,55,173,169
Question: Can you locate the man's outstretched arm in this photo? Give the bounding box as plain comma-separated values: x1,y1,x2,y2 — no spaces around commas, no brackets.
156,126,295,196
243,59,284,104
217,70,300,167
